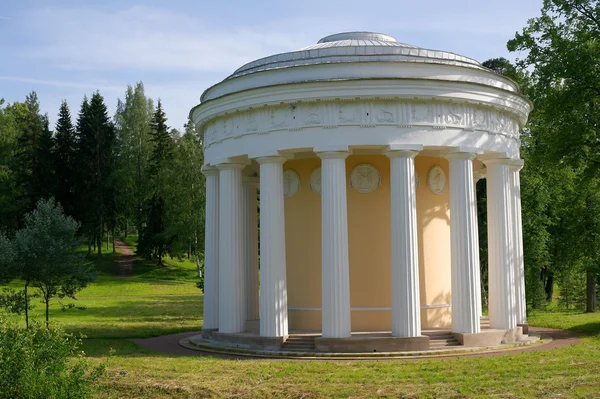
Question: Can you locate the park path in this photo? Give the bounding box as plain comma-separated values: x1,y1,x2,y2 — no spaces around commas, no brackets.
131,327,580,360
114,239,135,276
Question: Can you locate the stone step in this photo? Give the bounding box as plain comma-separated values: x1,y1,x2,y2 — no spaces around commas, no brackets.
284,340,315,345
283,345,315,350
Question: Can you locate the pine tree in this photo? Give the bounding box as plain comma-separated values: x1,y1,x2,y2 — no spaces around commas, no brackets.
149,100,172,175
140,100,173,266
74,96,94,250
30,116,55,201
74,93,116,256
53,100,77,217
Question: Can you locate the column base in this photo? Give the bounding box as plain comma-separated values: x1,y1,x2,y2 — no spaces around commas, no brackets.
517,323,529,335
201,328,218,339
315,335,430,353
245,319,260,333
453,326,524,347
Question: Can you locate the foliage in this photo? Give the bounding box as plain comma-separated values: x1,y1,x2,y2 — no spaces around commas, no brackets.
75,93,117,256
139,100,174,266
0,318,104,399
114,82,154,236
0,288,39,315
508,0,600,311
0,233,15,284
164,118,206,276
13,198,95,327
54,100,77,217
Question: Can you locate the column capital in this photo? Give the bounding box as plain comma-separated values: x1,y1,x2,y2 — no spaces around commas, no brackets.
509,159,525,172
317,151,350,160
480,156,512,167
216,162,246,171
443,151,479,161
386,150,420,159
442,146,482,160
256,156,287,165
201,165,219,176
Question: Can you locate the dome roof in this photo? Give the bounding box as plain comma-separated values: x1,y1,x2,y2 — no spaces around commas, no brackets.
228,31,483,80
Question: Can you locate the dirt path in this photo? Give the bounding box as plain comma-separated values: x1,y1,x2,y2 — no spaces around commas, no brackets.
114,239,135,276
130,327,581,360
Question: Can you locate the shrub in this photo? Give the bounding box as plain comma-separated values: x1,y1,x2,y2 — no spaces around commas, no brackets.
0,318,104,399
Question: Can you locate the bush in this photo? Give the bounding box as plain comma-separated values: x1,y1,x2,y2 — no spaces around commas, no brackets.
0,318,104,399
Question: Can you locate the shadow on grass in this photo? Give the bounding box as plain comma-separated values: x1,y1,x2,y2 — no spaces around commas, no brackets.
570,321,600,336
81,339,170,358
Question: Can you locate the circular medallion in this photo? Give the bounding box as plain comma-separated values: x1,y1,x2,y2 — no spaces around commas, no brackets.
350,164,381,193
283,169,301,198
427,165,446,195
309,167,322,194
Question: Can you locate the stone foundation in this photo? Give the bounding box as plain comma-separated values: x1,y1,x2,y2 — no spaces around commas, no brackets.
453,326,524,347
315,335,430,353
208,331,287,350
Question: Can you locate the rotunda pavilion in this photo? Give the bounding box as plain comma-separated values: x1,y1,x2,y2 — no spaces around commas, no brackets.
190,32,532,352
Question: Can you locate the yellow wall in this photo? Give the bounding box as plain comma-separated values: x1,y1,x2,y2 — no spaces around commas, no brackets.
284,155,451,332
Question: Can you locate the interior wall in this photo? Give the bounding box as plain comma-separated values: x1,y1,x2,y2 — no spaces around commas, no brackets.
283,154,452,332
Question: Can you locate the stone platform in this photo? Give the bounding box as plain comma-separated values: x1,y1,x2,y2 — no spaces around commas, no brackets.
187,319,538,358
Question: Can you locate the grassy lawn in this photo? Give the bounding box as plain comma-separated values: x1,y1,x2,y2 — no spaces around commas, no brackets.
3,240,600,398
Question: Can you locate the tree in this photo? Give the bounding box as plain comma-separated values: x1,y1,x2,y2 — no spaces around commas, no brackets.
114,83,154,236
0,99,22,231
139,100,174,266
508,0,600,311
163,118,206,274
74,93,117,256
53,100,77,217
30,116,55,201
12,92,50,224
0,233,15,285
13,199,94,328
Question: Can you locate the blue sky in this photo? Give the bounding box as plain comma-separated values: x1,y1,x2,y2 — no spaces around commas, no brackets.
0,0,542,130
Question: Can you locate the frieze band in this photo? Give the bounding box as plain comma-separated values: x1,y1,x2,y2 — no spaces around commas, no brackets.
203,99,521,150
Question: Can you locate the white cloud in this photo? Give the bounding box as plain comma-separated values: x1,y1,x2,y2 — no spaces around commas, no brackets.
0,76,121,92
19,5,322,73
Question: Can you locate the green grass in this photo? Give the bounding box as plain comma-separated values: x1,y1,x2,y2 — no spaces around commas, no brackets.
120,234,200,282
3,238,600,398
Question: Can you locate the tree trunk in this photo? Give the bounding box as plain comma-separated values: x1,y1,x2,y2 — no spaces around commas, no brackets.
24,282,29,329
545,272,554,302
586,269,597,313
106,228,109,251
97,230,102,256
45,295,50,329
125,218,129,238
112,227,116,254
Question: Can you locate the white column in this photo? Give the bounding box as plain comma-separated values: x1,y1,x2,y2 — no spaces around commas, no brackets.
216,163,246,334
318,151,351,338
482,157,516,330
243,177,260,322
201,166,219,330
445,151,481,334
510,160,526,326
257,157,288,337
387,149,422,337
